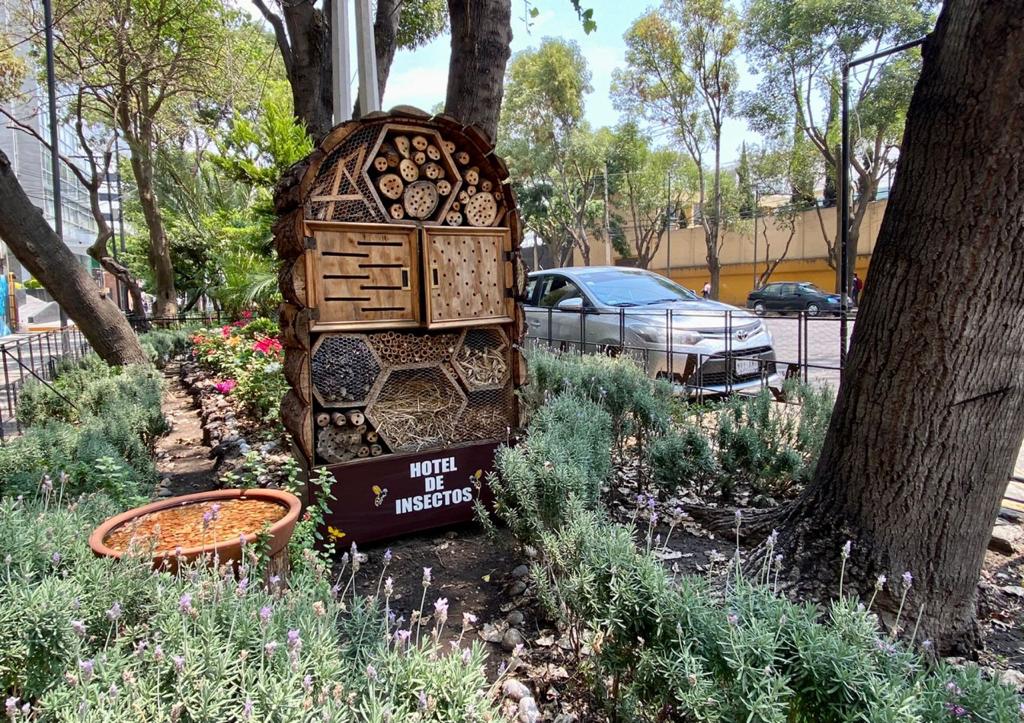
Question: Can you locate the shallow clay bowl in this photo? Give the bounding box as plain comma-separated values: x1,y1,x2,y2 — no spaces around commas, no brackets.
88,488,302,572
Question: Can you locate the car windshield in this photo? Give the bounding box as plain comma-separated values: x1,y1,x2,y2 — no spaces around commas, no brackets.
577,271,699,306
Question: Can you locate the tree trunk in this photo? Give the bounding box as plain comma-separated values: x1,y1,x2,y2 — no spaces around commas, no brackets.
774,0,1024,653
0,150,146,365
280,0,333,141
444,0,512,143
127,143,177,318
710,128,722,299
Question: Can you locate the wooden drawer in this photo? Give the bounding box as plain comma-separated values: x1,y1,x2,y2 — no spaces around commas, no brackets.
306,222,420,330
422,227,513,328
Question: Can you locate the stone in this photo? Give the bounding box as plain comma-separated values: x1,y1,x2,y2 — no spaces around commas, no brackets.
511,564,530,578
502,679,530,701
999,669,1024,691
506,610,525,627
1001,585,1024,598
517,696,539,723
501,627,524,652
508,580,527,597
553,715,579,723
156,486,173,498
989,525,1017,555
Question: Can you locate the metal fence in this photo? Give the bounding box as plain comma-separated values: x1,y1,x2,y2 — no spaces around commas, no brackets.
0,328,91,438
523,306,853,399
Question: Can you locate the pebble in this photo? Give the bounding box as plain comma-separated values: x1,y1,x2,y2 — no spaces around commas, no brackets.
511,564,530,578
999,669,1024,691
502,679,530,701
517,696,539,723
506,610,525,627
553,715,578,723
508,580,527,596
501,627,524,652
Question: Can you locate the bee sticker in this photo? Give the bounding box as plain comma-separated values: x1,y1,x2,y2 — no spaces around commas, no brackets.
327,526,346,540
372,484,389,507
470,469,484,490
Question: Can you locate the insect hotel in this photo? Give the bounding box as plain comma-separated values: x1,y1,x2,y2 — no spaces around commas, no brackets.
273,108,527,544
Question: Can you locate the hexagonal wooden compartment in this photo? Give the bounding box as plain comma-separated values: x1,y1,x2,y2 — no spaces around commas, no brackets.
364,364,467,453
451,326,510,392
309,333,383,408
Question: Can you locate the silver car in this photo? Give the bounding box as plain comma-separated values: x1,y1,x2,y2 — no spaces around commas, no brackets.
524,266,780,394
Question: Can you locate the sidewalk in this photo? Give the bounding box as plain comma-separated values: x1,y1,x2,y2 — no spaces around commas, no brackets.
1004,444,1024,513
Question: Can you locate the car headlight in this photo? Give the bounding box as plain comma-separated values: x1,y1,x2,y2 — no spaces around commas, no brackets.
635,326,703,346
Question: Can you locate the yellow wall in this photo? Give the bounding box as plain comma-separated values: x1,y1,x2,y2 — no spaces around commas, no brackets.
668,256,872,306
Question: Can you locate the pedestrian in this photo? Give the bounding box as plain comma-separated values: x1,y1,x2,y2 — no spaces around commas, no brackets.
702,280,711,299
852,273,863,306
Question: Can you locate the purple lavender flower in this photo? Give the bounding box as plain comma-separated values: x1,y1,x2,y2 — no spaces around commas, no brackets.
366,663,378,681
51,551,61,565
79,659,95,683
383,548,392,565
463,612,478,627
462,647,472,664
264,641,278,657
393,629,411,648
902,571,913,588
178,593,193,614
945,703,968,718
384,576,394,597
303,674,313,693
237,578,249,596
41,474,53,494
107,601,122,621
243,698,254,719
210,503,221,520
433,597,449,624
71,619,86,638
108,683,119,699
154,644,164,662
258,605,272,625
422,567,432,587
875,574,887,589
286,629,302,651
727,613,739,626
173,655,185,673
7,696,19,717
841,540,852,558
202,510,214,530
418,691,428,711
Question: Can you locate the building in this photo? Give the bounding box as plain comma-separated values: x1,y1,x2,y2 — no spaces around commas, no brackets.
0,0,101,327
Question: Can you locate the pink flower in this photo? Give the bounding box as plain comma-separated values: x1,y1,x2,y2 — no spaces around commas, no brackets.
214,379,237,394
241,310,253,320
252,336,282,355
221,325,232,339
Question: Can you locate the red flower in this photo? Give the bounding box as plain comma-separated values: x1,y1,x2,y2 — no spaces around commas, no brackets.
253,336,282,355
215,379,237,394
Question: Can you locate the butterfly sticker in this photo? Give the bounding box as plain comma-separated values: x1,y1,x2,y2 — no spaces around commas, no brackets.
372,484,388,507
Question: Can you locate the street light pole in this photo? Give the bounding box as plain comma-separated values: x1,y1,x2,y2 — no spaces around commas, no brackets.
753,186,760,290
43,0,69,350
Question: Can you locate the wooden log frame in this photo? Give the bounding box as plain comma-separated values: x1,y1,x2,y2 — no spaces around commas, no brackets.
272,107,528,467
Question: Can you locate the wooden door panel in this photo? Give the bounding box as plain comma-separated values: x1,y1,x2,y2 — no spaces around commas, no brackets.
422,227,513,328
306,222,420,329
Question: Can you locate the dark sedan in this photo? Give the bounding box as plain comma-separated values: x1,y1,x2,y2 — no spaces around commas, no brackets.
746,282,842,316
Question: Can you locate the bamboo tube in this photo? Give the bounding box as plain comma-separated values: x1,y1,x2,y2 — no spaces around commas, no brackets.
370,444,383,457
332,412,347,427
347,410,365,426
316,412,331,428
357,446,371,458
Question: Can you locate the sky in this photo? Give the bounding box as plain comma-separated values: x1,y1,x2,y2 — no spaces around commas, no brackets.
238,1,760,163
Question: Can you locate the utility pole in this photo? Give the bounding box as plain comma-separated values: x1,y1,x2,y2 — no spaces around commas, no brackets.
331,0,352,123
752,186,759,290
113,133,129,312
354,0,380,114
602,162,611,266
43,0,69,350
665,174,672,277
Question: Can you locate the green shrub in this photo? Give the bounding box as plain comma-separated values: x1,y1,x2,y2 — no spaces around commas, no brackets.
139,327,193,367
523,348,672,475
0,497,503,721
488,393,613,542
648,422,719,497
530,506,1022,722
3,357,165,502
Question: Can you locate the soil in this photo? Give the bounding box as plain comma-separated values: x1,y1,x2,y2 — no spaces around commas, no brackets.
154,361,219,496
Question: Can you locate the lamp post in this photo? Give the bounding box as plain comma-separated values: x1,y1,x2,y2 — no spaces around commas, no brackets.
839,35,927,369
43,0,69,350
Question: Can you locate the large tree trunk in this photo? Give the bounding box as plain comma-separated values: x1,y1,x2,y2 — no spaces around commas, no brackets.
0,150,146,365
775,0,1024,654
444,0,512,143
127,142,177,318
282,0,333,141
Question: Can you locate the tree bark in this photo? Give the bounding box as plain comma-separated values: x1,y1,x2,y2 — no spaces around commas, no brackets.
444,0,512,143
126,138,177,318
0,150,146,365
774,0,1024,653
281,0,333,141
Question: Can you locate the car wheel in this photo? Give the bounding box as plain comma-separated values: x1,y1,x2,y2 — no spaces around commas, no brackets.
753,301,766,316
806,302,820,316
